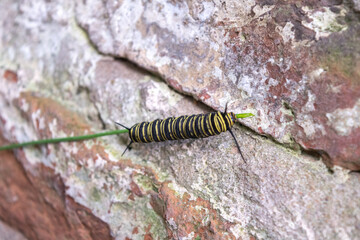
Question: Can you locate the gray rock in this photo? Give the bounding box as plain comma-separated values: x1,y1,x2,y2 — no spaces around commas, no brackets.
0,0,359,239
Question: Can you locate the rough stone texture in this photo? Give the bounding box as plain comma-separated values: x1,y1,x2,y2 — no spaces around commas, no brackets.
77,0,360,170
353,0,360,12
0,220,28,240
0,135,114,240
0,0,360,240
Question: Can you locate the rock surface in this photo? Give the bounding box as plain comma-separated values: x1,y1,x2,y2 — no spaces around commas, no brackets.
0,0,359,239
77,0,360,170
0,220,28,240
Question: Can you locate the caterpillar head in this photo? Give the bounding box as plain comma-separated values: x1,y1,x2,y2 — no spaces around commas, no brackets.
229,112,236,122
220,111,237,128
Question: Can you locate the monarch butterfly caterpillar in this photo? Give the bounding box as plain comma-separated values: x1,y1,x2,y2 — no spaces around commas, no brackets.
116,106,253,163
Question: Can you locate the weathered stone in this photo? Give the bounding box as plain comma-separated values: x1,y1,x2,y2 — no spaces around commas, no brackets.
77,0,360,170
0,134,113,240
353,0,360,12
0,0,360,240
0,220,28,240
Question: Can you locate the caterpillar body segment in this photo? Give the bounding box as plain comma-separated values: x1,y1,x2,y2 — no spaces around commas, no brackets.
117,111,247,162
129,111,235,143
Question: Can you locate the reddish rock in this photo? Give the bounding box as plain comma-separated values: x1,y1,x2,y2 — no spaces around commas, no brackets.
0,134,113,240
223,2,360,170
77,0,360,170
3,70,18,83
152,182,237,240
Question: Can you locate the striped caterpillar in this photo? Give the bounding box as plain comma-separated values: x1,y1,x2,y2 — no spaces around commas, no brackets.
116,107,249,162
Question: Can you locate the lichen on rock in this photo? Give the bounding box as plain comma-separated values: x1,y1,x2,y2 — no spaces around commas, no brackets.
0,0,360,239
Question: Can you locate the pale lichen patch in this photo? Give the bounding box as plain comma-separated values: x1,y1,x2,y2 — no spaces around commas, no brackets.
20,98,29,112
182,231,195,240
142,78,183,113
197,1,215,22
31,109,45,130
133,174,154,192
252,3,274,18
332,166,351,184
302,6,348,40
302,91,316,113
326,99,360,136
276,21,295,44
94,154,107,168
168,182,196,201
296,114,326,138
48,118,58,138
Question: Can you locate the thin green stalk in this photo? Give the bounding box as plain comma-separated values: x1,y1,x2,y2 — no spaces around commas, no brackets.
0,129,129,151
236,113,254,118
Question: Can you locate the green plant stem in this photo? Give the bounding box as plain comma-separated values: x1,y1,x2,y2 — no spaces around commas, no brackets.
236,113,254,118
0,129,129,151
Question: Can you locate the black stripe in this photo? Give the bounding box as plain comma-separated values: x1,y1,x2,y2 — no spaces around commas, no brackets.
158,119,166,141
162,117,172,140
186,115,194,138
152,119,160,142
130,123,138,142
157,119,166,141
138,122,147,142
173,117,180,139
144,121,153,142
210,113,220,134
223,113,230,130
168,117,176,140
203,113,213,136
182,116,190,138
176,116,184,139
194,115,202,138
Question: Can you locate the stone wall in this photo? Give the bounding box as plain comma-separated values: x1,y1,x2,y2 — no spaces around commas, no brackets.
0,1,359,239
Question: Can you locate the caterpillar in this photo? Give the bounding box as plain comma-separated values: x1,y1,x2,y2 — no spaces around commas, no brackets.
116,106,249,162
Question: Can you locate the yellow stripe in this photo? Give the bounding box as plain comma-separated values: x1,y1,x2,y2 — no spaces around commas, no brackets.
130,128,134,142
201,115,208,137
138,124,143,142
192,115,199,138
207,113,214,135
160,119,167,140
172,118,176,139
150,121,155,141
217,112,226,132
182,116,189,138
155,120,160,141
142,123,148,143
133,125,137,142
173,117,180,139
175,117,181,139
225,114,233,129
147,121,153,142
168,118,173,140
217,112,227,132
160,120,164,140
135,124,141,142
228,113,235,127
163,119,169,140
178,117,183,139
214,113,221,132
171,118,176,140
224,115,231,130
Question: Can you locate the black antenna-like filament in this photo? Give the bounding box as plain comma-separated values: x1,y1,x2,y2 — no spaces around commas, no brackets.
121,141,133,156
115,121,132,156
228,129,246,163
115,122,130,130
